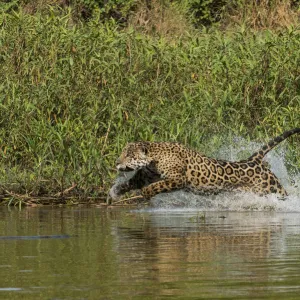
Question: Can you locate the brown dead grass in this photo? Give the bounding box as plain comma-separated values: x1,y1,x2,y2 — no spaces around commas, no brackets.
128,0,192,38
22,0,69,14
128,0,299,37
223,0,300,30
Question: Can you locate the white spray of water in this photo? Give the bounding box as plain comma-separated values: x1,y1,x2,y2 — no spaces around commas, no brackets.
150,137,300,212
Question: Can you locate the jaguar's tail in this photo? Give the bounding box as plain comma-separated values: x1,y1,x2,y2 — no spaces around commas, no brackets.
247,128,300,162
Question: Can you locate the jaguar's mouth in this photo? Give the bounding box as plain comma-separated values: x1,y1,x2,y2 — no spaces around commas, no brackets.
116,165,135,172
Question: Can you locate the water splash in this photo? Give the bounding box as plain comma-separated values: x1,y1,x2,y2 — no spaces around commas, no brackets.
150,190,300,212
150,137,300,212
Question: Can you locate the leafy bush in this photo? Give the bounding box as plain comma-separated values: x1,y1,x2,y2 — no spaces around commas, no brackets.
180,0,228,27
72,0,136,21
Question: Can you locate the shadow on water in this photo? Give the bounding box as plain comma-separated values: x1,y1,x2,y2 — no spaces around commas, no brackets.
0,235,72,240
112,208,300,299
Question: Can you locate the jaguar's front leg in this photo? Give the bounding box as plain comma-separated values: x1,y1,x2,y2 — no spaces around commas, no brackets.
141,178,185,200
107,168,161,203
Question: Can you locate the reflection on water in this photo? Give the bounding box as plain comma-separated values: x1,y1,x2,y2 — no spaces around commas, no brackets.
1,206,300,299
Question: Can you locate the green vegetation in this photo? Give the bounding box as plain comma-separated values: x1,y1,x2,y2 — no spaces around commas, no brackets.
0,0,299,205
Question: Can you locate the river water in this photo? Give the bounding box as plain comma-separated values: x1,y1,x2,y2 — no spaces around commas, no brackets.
1,204,300,300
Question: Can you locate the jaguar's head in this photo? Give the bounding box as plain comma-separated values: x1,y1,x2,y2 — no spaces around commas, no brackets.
116,142,151,172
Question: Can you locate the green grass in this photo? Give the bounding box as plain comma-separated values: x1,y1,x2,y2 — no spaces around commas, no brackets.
0,7,300,204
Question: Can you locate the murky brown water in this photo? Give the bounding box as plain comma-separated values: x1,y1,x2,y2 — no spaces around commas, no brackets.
1,206,300,299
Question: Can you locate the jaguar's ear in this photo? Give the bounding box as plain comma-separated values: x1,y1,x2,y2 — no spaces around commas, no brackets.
143,146,148,155
139,143,149,155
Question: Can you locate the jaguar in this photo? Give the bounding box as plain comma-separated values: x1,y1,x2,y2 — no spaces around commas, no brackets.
108,128,300,201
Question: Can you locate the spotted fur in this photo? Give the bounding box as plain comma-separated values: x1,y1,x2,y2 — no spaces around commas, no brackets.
109,128,300,200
